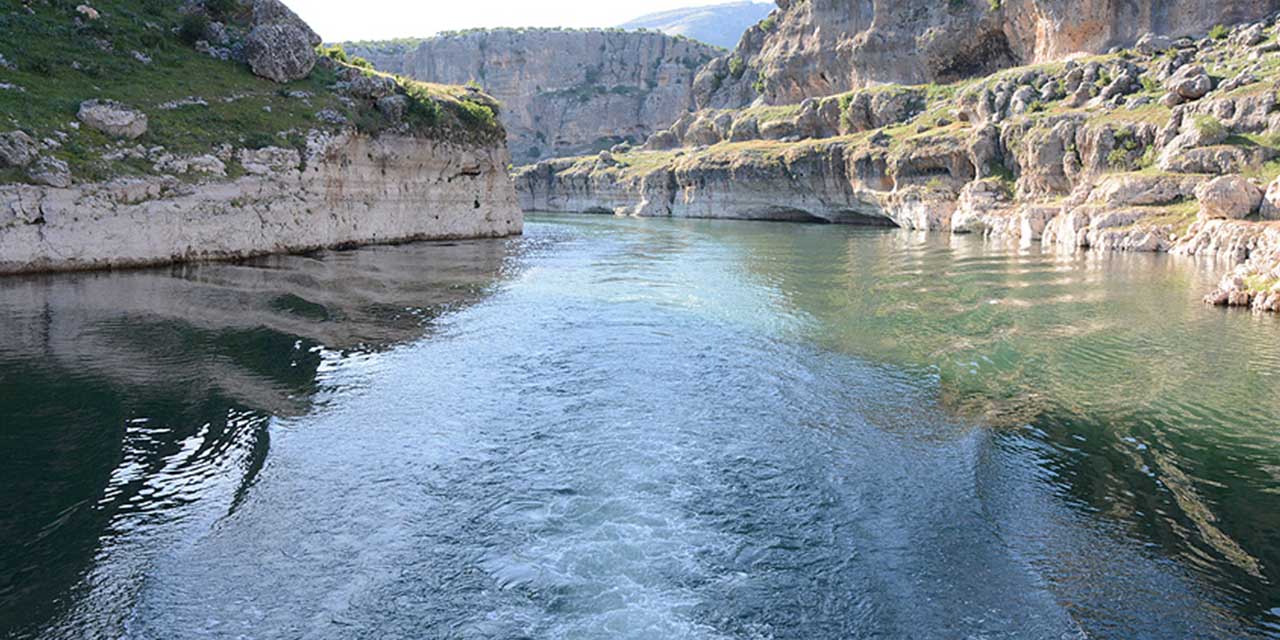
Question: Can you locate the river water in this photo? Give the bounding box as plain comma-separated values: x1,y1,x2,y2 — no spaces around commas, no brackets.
2,215,1279,639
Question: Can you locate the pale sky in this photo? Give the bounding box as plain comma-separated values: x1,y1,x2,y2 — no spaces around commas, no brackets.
286,0,747,42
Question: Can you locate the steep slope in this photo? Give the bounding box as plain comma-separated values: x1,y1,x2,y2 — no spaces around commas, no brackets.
517,18,1280,311
345,29,720,163
694,0,1280,109
0,0,520,274
617,1,773,49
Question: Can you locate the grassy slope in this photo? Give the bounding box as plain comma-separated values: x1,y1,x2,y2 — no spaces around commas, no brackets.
0,0,502,185
545,46,1280,187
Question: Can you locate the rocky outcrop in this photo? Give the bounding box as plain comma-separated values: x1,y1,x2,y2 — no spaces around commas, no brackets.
519,15,1280,311
345,29,721,163
0,133,520,274
695,0,1280,109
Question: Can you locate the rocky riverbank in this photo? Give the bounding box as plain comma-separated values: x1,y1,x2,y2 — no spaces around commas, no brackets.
517,13,1280,312
0,0,521,274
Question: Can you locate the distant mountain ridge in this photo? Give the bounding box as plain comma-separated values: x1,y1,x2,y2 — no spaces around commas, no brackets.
618,1,773,49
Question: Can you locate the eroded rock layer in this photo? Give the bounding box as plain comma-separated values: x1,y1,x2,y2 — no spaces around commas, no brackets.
0,133,520,274
346,30,722,163
695,0,1280,108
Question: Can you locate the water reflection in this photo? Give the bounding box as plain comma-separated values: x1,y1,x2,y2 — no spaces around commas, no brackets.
0,240,515,638
3,216,1280,639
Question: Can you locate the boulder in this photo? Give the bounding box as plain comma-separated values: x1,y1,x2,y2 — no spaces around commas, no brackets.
77,100,148,139
1135,32,1173,55
1194,175,1262,220
376,94,409,122
248,0,322,45
727,116,759,142
245,23,317,83
28,156,71,187
1260,176,1280,220
643,130,680,151
0,130,39,167
1164,64,1213,104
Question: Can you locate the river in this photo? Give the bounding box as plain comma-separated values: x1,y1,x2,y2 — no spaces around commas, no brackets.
2,215,1279,639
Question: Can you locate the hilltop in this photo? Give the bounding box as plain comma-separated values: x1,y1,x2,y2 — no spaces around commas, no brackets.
617,1,773,49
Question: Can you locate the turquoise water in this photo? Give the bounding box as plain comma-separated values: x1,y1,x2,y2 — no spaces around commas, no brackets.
2,215,1279,639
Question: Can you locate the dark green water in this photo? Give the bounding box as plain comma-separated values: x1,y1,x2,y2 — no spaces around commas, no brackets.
1,215,1278,639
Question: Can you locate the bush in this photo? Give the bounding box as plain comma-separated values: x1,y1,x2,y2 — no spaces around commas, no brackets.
203,0,237,20
1107,129,1146,170
759,15,777,32
178,13,209,45
1209,24,1229,40
456,100,496,128
243,132,276,149
1194,115,1227,140
26,56,54,76
728,55,745,79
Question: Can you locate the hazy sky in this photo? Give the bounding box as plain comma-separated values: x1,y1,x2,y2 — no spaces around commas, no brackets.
287,0,749,42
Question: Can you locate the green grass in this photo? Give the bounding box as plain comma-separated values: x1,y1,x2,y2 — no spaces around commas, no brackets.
0,0,501,184
1245,274,1280,293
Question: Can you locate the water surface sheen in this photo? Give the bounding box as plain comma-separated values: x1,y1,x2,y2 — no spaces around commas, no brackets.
2,215,1279,639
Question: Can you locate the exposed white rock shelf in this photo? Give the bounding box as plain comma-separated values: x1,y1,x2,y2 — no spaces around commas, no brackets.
0,132,522,274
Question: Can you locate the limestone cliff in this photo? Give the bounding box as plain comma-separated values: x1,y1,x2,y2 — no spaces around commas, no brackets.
345,30,721,163
517,17,1280,311
695,0,1280,109
0,0,522,274
1,132,518,274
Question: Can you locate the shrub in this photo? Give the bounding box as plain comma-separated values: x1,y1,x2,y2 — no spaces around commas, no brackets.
26,56,54,76
243,132,276,149
456,100,496,128
759,15,777,32
203,0,237,19
1209,24,1229,40
728,55,745,79
178,13,209,45
1107,129,1145,170
1193,115,1227,140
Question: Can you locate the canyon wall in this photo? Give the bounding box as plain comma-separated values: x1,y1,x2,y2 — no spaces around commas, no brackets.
518,16,1280,311
346,30,722,164
695,0,1280,108
0,133,519,274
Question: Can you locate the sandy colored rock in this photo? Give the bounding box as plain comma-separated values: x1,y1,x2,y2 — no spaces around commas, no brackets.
77,100,148,139
1195,175,1263,220
0,131,38,168
346,30,719,163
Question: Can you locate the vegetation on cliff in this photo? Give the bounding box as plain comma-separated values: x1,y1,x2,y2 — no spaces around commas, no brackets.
519,17,1280,311
0,0,504,187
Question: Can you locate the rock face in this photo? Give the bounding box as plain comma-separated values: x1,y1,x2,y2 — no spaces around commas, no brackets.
0,133,521,274
517,14,1280,311
346,30,721,163
695,0,1280,108
77,100,149,139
